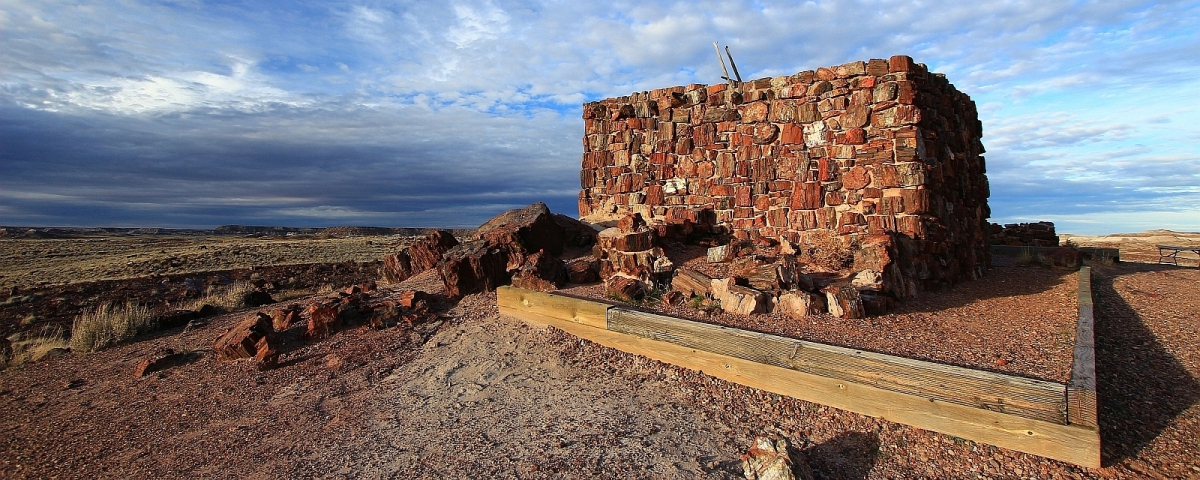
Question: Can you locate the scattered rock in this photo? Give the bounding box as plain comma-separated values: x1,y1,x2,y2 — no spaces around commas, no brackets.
712,278,769,315
823,284,865,319
741,435,813,480
153,310,199,329
661,290,685,306
606,275,646,301
565,256,601,284
305,304,339,340
398,290,434,309
851,269,884,291
133,348,197,377
269,305,302,331
776,291,825,318
671,268,713,298
213,312,277,364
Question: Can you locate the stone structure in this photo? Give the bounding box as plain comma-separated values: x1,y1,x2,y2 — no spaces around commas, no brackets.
579,56,990,296
990,221,1059,247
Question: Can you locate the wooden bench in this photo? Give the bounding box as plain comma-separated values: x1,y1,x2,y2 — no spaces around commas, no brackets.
1157,245,1200,267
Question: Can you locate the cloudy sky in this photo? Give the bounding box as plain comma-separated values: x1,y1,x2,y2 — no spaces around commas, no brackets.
2,0,1198,234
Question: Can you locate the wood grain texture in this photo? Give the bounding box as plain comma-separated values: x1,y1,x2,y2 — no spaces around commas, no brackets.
503,308,1100,468
607,307,1068,424
1068,267,1098,428
496,286,610,328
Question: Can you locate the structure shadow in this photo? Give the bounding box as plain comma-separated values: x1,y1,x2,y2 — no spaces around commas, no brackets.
1092,263,1200,466
802,431,880,480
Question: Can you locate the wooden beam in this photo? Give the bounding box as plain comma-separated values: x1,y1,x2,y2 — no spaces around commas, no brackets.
496,286,610,329
496,286,1101,468
1067,267,1098,428
607,308,1068,424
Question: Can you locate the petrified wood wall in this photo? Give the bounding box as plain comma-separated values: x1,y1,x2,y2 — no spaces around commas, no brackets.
579,55,990,296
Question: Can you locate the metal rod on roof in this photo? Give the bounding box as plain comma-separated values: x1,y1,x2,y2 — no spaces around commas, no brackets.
713,42,734,86
725,45,743,83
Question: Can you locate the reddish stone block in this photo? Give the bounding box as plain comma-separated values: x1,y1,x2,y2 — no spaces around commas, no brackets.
754,195,771,210
862,187,882,199
740,101,769,123
735,186,752,207
889,55,916,73
901,188,930,213
843,128,866,145
780,123,804,145
866,215,897,234
646,185,664,206
790,182,822,210
843,166,871,190
825,192,843,206
815,207,836,229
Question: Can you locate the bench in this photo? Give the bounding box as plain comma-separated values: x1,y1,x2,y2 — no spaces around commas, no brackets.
1157,245,1200,267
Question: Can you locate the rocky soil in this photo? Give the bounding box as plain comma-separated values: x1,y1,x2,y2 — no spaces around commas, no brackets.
1,233,1198,478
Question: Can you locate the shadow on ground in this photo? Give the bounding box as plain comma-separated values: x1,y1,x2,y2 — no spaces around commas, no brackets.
1093,262,1200,466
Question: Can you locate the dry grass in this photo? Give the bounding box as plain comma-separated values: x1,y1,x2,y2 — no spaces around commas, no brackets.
180,282,255,312
68,302,155,353
3,325,69,368
798,229,856,272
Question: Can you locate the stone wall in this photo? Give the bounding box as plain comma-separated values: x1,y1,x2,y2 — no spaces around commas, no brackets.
579,55,990,296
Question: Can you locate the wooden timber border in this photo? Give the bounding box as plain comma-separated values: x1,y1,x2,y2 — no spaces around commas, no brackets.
496,266,1100,468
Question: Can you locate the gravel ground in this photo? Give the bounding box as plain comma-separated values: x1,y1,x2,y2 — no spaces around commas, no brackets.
560,262,1080,382
1,262,1197,478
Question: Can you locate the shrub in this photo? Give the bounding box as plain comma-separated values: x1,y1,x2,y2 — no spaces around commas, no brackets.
798,230,856,272
69,302,155,353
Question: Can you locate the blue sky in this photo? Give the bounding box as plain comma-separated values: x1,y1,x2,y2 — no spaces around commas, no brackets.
1,0,1198,234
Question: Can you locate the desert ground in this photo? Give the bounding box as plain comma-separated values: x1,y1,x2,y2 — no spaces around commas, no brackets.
1,229,1198,479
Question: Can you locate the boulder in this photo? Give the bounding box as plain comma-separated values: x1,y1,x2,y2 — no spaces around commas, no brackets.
383,230,460,283
438,203,569,298
712,278,769,315
823,284,865,319
409,230,460,271
437,240,511,298
776,291,825,318
735,255,802,293
213,312,276,362
397,290,434,309
367,301,399,330
382,250,416,283
511,250,568,292
553,214,600,247
707,239,755,263
475,202,566,258
565,256,601,284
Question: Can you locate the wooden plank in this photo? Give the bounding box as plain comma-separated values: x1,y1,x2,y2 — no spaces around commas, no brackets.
496,286,610,328
505,308,1100,468
1067,267,1098,428
607,307,1068,424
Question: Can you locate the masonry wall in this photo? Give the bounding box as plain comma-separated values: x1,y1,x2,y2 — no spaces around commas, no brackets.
579,55,991,296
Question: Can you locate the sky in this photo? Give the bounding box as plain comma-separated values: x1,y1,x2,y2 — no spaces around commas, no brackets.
1,0,1198,235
